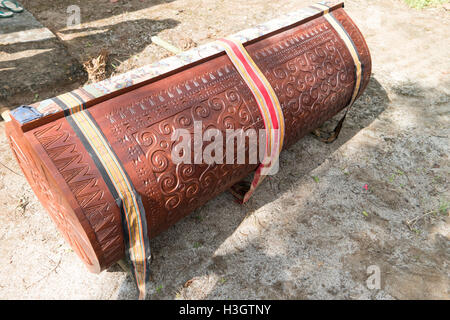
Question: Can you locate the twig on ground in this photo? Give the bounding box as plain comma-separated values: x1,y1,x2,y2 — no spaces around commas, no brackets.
405,210,435,230
25,258,62,289
15,196,29,215
0,160,23,176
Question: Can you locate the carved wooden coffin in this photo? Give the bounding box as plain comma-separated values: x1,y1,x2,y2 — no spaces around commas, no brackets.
5,2,371,273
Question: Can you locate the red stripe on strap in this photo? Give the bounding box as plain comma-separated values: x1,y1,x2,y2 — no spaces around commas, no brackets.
218,38,285,203
220,39,280,130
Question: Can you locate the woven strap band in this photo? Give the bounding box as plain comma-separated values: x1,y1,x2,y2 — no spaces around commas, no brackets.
54,93,151,300
310,2,363,143
217,38,285,204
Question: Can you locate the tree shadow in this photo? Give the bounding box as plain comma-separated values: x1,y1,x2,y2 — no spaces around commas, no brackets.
20,0,179,32
0,17,179,107
243,77,390,213
58,17,180,73
109,76,390,299
0,38,86,102
199,79,449,300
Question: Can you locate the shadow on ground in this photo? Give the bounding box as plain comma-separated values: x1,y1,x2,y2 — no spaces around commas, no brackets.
58,18,180,77
0,17,179,108
20,0,179,30
107,77,391,299
0,9,87,107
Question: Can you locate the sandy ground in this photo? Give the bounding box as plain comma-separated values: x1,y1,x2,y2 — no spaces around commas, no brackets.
0,0,449,299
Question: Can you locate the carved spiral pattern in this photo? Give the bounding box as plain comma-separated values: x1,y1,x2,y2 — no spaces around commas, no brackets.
149,150,169,173
158,171,178,194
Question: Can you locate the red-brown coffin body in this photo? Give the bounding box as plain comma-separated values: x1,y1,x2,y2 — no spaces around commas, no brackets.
6,6,371,272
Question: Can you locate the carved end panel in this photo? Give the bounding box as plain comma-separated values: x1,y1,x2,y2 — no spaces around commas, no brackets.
6,120,125,272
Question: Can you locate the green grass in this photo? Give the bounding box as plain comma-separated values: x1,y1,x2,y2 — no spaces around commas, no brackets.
439,199,449,215
193,242,202,249
404,0,448,9
194,215,203,222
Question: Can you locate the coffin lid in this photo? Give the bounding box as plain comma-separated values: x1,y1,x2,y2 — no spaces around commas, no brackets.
10,1,344,131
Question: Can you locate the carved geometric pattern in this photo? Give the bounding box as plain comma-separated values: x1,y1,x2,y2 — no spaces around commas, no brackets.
8,127,98,268
33,122,124,268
